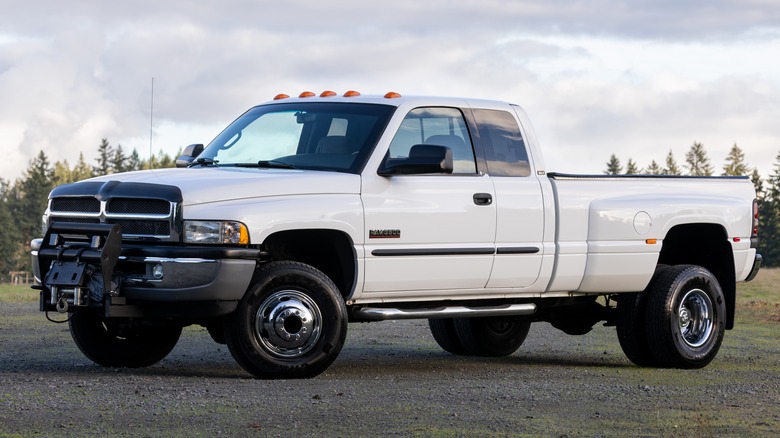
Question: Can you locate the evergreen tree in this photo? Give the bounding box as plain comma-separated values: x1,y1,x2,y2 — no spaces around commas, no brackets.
760,151,780,266
722,143,749,176
604,154,622,175
664,150,682,175
625,159,641,174
646,160,663,175
72,152,94,181
0,178,19,281
128,148,143,172
157,150,175,169
93,138,113,176
685,142,713,176
10,152,54,272
112,144,128,173
51,160,73,186
750,167,764,201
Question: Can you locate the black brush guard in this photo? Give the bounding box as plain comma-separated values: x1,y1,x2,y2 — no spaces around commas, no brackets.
37,222,122,313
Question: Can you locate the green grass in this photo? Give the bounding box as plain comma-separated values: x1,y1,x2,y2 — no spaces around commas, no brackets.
0,283,38,303
735,268,780,324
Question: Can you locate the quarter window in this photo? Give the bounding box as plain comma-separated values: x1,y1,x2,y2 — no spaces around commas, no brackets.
473,109,531,177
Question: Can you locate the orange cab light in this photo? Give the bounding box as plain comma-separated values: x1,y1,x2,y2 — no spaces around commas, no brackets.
384,91,402,99
299,91,316,98
320,90,337,97
273,93,290,100
645,239,657,245
343,90,361,97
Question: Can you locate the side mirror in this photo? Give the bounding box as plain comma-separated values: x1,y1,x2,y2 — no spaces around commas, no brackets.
378,145,454,176
175,144,204,168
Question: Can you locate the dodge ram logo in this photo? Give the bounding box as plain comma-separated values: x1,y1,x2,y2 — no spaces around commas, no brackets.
369,229,401,238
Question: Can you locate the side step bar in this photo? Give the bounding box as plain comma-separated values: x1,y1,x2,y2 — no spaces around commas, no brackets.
351,303,536,321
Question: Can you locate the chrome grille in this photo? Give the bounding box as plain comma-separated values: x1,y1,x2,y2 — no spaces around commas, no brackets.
48,196,178,241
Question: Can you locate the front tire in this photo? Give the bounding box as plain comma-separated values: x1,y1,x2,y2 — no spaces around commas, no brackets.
224,261,347,379
645,265,726,369
454,316,531,356
69,310,182,368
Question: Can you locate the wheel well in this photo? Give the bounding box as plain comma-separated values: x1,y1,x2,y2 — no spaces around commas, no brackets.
262,230,356,299
658,224,736,329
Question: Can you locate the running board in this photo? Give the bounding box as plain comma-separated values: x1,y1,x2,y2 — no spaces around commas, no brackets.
351,303,537,321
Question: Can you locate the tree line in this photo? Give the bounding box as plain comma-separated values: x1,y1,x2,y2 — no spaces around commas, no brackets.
0,140,176,282
605,141,780,267
2,139,778,282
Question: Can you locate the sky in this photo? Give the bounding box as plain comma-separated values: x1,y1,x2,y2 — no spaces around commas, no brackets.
2,0,780,183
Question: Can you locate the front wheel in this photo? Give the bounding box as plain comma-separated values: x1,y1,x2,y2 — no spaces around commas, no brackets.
69,310,182,368
644,265,726,369
224,261,348,379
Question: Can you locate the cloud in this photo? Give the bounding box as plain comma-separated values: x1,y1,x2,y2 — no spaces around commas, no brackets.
1,1,780,183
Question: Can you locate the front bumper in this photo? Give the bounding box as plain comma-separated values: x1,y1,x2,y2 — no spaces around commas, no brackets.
32,224,266,319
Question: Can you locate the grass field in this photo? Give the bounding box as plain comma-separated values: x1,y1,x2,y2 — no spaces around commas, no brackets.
0,282,38,303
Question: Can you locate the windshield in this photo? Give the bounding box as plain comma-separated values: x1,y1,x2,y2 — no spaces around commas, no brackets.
199,102,395,173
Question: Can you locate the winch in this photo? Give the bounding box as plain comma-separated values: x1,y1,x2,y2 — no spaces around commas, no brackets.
37,222,122,313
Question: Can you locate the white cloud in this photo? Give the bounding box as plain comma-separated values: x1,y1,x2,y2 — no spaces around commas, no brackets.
1,1,780,183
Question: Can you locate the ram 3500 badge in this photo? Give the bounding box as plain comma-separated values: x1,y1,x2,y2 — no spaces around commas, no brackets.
32,91,761,378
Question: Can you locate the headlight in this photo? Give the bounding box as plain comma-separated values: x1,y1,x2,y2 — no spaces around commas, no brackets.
183,220,250,244
41,213,49,236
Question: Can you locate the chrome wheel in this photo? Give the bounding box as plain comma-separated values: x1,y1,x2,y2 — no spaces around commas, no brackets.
676,288,713,348
255,290,322,358
224,261,348,379
644,265,725,369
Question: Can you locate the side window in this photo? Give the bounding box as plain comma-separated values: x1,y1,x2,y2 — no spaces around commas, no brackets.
388,107,477,174
473,109,531,177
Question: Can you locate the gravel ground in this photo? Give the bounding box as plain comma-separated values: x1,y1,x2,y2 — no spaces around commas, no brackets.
1,301,778,437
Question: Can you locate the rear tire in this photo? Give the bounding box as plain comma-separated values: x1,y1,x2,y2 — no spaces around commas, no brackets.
428,318,469,355
616,267,667,367
69,310,182,368
644,265,725,368
454,316,531,356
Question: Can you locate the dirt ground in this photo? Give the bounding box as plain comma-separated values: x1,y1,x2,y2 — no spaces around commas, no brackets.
1,301,778,437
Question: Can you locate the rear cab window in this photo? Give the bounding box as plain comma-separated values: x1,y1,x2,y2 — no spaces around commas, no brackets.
472,109,531,177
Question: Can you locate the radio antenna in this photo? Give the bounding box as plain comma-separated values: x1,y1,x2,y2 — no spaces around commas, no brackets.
149,77,155,169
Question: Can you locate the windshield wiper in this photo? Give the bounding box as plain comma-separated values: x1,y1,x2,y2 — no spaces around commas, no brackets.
234,160,296,169
188,157,219,167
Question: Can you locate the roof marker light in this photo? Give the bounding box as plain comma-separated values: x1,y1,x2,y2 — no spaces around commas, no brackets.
384,91,402,99
343,90,361,97
273,94,290,100
320,90,337,97
299,91,316,98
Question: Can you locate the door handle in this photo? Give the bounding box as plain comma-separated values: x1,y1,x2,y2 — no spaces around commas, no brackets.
473,193,493,206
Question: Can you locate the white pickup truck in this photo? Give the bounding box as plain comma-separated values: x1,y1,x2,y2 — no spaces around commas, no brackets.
32,91,761,378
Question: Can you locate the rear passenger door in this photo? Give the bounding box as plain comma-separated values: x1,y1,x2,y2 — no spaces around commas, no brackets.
361,107,497,295
471,107,546,289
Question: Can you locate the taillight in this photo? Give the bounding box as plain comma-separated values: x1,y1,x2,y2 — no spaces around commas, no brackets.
752,199,759,237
